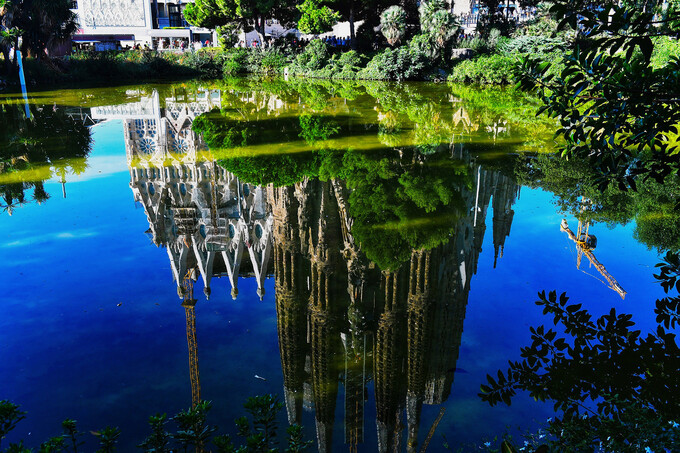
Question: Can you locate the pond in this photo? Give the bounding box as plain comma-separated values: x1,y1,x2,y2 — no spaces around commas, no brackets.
0,78,675,452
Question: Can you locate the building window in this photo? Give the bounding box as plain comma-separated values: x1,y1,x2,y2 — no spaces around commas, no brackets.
70,1,77,9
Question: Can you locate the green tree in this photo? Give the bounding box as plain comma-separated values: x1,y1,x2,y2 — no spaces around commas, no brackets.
93,427,121,453
297,0,340,35
183,0,233,29
418,0,457,49
183,0,297,48
517,0,680,192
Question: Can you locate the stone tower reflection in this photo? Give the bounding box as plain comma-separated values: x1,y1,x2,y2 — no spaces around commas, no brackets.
265,162,520,452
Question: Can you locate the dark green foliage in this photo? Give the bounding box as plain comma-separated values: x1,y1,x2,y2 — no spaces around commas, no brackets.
258,48,289,75
172,401,216,453
0,0,77,73
358,45,429,81
480,258,680,451
138,414,170,453
289,39,331,74
0,396,310,453
654,252,680,329
284,425,311,453
38,436,66,453
24,49,222,85
236,47,291,75
242,394,284,449
0,400,26,450
475,0,516,38
208,395,310,453
4,441,32,453
222,48,251,75
516,0,680,191
61,419,81,453
92,426,121,453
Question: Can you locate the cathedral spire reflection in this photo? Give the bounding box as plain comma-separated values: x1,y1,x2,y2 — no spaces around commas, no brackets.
116,86,521,452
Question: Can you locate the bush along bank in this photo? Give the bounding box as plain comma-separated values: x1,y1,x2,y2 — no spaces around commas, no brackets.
20,48,225,86
14,6,572,86
19,10,680,86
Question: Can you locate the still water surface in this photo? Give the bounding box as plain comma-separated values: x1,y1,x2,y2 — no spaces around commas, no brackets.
0,79,669,452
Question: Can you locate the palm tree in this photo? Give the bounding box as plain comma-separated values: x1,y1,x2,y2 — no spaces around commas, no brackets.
380,6,407,46
0,0,21,76
419,0,458,49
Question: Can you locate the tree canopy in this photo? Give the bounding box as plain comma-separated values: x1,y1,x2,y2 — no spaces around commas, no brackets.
517,0,680,193
0,0,77,76
296,0,339,35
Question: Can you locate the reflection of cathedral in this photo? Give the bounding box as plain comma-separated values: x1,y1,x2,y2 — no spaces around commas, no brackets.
115,89,520,452
94,89,275,300
268,160,518,453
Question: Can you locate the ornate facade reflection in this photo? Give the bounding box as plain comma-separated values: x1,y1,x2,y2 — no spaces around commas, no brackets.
110,88,520,452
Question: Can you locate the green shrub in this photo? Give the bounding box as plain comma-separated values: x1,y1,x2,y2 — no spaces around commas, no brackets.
456,36,490,54
500,35,567,56
448,54,517,84
290,40,330,74
222,48,249,75
359,45,429,81
333,51,364,79
178,50,222,78
307,50,365,79
409,34,439,61
259,48,289,74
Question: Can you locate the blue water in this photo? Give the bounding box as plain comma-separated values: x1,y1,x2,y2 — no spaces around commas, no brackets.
0,84,669,452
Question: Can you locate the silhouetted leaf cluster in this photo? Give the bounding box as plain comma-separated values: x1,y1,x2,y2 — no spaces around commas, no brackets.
480,253,680,452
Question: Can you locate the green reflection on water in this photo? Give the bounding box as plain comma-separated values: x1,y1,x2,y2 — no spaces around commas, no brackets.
0,98,92,212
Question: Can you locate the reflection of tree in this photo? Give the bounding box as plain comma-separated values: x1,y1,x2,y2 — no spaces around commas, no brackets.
298,114,339,145
321,148,470,270
0,102,93,213
516,153,680,252
258,147,520,451
192,110,334,187
481,256,680,451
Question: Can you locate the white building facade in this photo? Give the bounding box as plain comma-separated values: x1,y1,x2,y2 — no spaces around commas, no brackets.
71,0,216,48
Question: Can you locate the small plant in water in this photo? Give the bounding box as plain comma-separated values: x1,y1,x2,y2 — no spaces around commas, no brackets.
172,401,216,452
0,400,26,450
138,413,171,453
61,418,83,453
38,435,66,453
0,395,310,452
93,426,121,453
